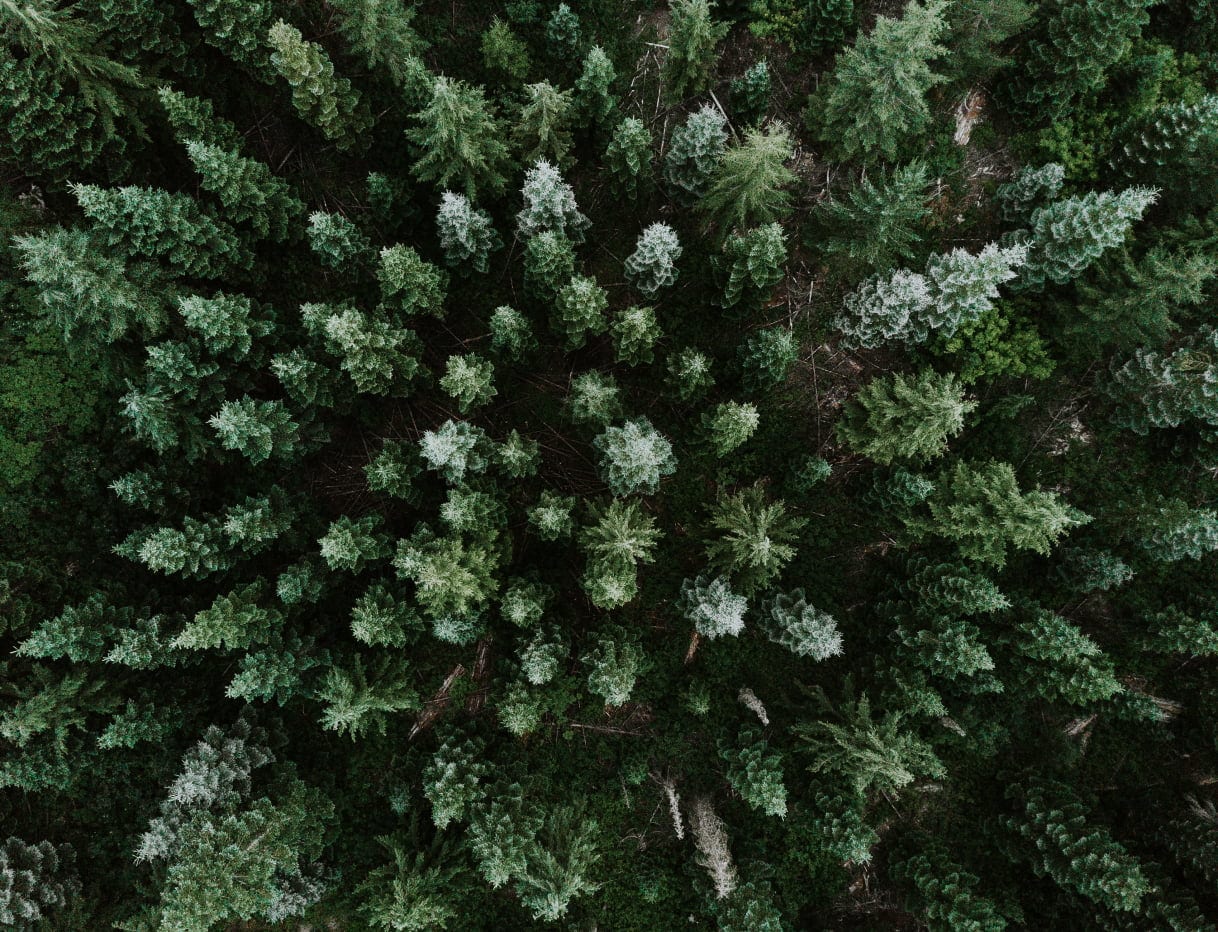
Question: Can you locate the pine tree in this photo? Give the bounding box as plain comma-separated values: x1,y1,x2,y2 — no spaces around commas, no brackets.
71,184,247,277
267,21,370,148
567,371,623,426
185,140,304,241
739,326,798,392
924,242,1028,338
585,628,645,705
377,244,448,318
664,104,727,200
407,76,513,197
423,734,489,829
1023,187,1158,288
593,418,677,496
702,401,759,456
758,589,844,660
439,353,497,412
552,275,610,349
916,461,1089,568
722,729,787,817
699,123,795,234
1012,0,1156,119
604,117,653,198
705,483,805,594
575,46,616,127
680,574,748,637
1136,498,1218,562
817,0,949,161
1004,778,1149,913
624,223,682,296
837,369,975,464
663,0,729,100
436,192,501,274
331,0,426,89
209,397,299,464
307,211,371,267
517,160,590,242
720,223,787,308
836,269,933,348
611,305,661,365
891,847,1008,932
514,82,575,167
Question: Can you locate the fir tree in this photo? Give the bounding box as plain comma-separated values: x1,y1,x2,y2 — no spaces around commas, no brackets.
423,735,489,829
517,160,590,242
318,656,418,738
585,628,645,705
418,420,492,483
567,371,623,426
1012,0,1156,119
758,589,844,660
394,527,500,629
514,82,575,167
699,123,795,234
624,223,682,296
730,59,771,125
611,305,661,365
529,490,577,541
305,304,420,395
0,836,78,929
185,140,303,241
377,244,448,318
666,347,716,400
186,0,275,78
319,515,389,572
916,461,1089,568
468,786,544,887
365,441,421,501
330,0,426,88
268,21,370,148
209,397,299,464
664,104,728,200
307,211,371,268
519,625,567,684
1023,187,1158,288
552,275,610,349
439,353,497,412
593,418,677,496
837,369,976,464
702,401,760,456
739,326,798,392
801,0,856,56
680,574,747,640
575,46,616,127
489,305,538,360
515,805,602,921
1010,609,1122,706
523,232,577,299
996,162,1065,224
358,840,462,931
705,483,806,594
1113,94,1218,187
1108,326,1218,434
1004,778,1149,913
351,583,421,646
178,292,269,358
817,0,949,161
722,729,787,817
822,160,930,272
496,430,541,478
924,242,1028,338
407,76,513,198
1136,499,1218,562
663,0,729,100
436,192,501,274
720,223,787,308
580,498,661,607
604,117,653,198
891,847,1008,932
836,268,933,348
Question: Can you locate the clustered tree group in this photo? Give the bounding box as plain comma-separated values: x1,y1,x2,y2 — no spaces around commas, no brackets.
3,0,1218,928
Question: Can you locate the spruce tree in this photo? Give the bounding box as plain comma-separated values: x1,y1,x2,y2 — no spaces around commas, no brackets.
720,223,786,308
552,275,610,350
705,483,805,594
611,305,662,365
593,418,677,496
837,369,975,464
517,160,591,242
679,574,748,638
575,46,616,127
722,730,788,818
702,401,760,456
816,0,949,161
185,140,304,241
758,589,844,660
1023,187,1158,288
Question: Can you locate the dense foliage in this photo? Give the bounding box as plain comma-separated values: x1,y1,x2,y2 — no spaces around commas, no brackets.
3,0,1218,928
